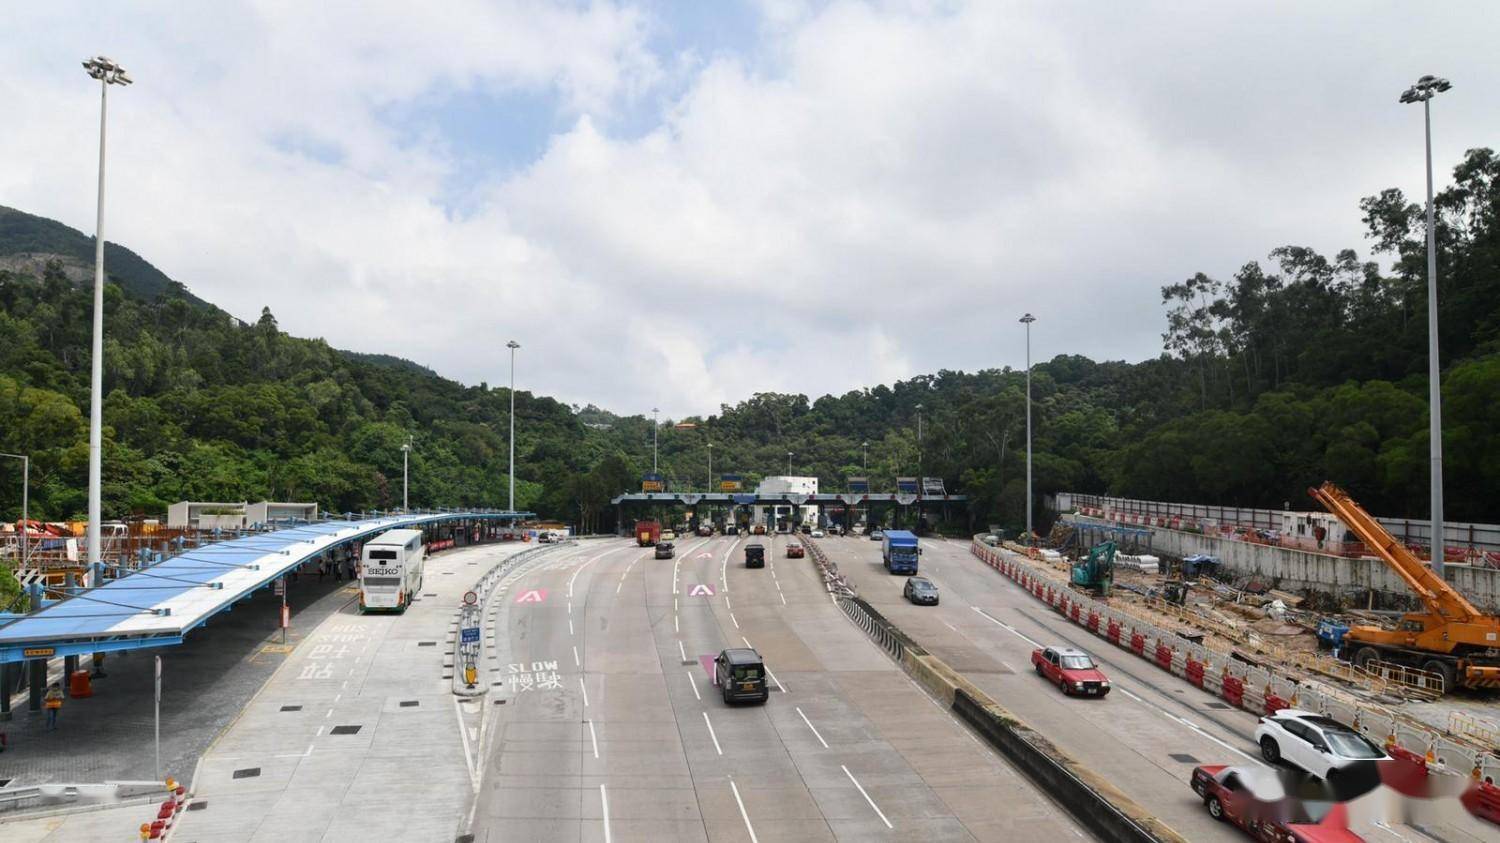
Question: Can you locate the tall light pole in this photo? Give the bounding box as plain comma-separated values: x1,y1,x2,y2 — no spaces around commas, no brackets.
915,403,923,479
1401,74,1452,575
787,451,794,476
1,453,27,573
706,442,713,491
82,56,131,572
400,437,411,512
652,407,659,474
507,340,520,512
861,441,868,473
1020,313,1036,545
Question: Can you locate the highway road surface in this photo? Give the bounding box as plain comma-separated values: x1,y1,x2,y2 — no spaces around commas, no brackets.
465,535,1086,842
827,533,1494,843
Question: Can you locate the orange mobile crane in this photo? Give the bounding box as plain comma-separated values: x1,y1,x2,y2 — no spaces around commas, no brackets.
1309,482,1500,693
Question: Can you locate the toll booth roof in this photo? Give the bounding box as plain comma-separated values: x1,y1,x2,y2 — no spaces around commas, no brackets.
0,511,523,660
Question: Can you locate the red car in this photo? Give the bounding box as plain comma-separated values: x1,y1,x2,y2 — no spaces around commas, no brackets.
786,544,805,558
1031,646,1110,696
1190,765,1362,842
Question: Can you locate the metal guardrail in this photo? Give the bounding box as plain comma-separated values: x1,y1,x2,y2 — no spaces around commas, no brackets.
837,596,904,661
797,535,854,598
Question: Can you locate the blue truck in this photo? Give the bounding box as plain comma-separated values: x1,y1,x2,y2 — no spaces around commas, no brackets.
882,530,920,575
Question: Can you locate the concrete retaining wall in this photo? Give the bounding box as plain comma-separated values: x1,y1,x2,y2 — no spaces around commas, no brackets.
1068,515,1500,612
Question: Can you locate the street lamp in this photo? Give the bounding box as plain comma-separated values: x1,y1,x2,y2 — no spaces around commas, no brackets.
1,452,27,574
861,441,868,473
915,403,923,478
652,407,659,474
706,442,713,492
787,451,794,476
82,55,131,573
1020,313,1037,545
401,438,412,512
1400,74,1453,575
507,340,520,512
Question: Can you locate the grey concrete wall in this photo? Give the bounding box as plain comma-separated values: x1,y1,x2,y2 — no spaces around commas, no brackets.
1067,515,1500,613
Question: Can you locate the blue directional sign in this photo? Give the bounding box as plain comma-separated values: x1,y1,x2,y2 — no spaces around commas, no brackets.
461,626,480,644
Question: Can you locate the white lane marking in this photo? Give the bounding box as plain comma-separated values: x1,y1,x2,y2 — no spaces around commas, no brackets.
674,614,680,633
568,601,572,614
1166,712,1261,764
469,727,478,741
579,676,590,707
766,668,786,693
842,764,893,828
574,645,581,667
725,595,732,609
795,706,829,748
567,542,632,598
340,680,348,690
971,606,1042,647
600,784,612,843
333,693,341,702
741,636,753,648
569,617,575,635
588,719,600,759
730,612,740,629
729,780,759,843
703,711,723,755
1117,687,1144,702
453,695,478,792
780,592,787,606
687,671,702,701
325,708,333,718
315,725,324,737
678,640,688,662
673,555,681,595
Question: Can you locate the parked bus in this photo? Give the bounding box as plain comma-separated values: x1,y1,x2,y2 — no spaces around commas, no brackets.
360,528,425,613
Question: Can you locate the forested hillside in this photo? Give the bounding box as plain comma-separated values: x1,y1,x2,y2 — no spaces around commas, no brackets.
1,148,1496,533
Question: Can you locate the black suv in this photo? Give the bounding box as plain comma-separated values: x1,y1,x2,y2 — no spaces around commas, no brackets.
715,648,769,703
744,542,765,568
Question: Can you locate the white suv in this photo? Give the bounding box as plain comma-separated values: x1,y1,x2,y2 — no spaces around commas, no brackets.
1253,709,1387,778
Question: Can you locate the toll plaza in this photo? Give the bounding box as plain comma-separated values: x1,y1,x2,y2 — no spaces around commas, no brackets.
610,491,966,533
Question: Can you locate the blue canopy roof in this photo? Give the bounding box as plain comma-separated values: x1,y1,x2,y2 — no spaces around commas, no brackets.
0,511,526,663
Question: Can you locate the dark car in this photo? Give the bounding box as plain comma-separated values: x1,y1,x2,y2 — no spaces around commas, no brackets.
903,577,939,605
714,648,769,704
654,541,675,560
744,542,765,568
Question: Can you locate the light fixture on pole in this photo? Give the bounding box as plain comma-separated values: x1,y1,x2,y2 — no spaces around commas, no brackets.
1019,313,1037,546
1400,73,1452,575
400,437,412,512
507,340,520,513
652,407,659,474
1,452,27,574
707,442,713,492
787,451,793,476
82,55,131,574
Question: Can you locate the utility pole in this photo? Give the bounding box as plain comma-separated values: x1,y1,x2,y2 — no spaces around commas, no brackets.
861,441,868,473
1020,313,1036,545
1400,74,1452,575
787,451,793,476
707,442,713,491
915,403,923,479
652,407,659,474
82,56,131,574
507,340,520,512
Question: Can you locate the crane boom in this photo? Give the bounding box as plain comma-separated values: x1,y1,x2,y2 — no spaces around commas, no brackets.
1308,482,1482,623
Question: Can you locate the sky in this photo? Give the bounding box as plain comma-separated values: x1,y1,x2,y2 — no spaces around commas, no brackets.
2,1,1497,419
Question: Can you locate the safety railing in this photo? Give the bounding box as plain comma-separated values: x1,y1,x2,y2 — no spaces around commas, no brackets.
837,595,904,661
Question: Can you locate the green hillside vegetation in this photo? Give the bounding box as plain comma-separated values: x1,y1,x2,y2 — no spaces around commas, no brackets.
0,149,1496,533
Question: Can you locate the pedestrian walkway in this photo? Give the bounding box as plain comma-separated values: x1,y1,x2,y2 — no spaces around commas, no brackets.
170,542,526,842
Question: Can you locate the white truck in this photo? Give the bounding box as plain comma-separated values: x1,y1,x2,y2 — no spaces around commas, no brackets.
359,528,425,613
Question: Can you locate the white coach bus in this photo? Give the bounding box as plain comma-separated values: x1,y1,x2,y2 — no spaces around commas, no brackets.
359,528,425,613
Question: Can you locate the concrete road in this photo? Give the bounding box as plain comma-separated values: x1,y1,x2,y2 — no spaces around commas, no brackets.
827,534,1493,843
466,535,1086,842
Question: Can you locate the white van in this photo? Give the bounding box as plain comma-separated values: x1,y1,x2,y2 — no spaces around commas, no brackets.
360,528,425,613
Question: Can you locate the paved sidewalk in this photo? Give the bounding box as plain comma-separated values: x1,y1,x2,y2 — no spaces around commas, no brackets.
170,542,526,842
0,572,358,789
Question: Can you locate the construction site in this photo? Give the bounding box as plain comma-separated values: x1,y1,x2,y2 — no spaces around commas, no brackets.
1026,483,1500,757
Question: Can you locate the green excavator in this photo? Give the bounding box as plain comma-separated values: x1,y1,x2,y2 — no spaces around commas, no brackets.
1070,540,1116,597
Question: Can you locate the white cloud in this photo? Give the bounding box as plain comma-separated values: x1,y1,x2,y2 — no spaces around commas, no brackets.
2,2,1497,419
